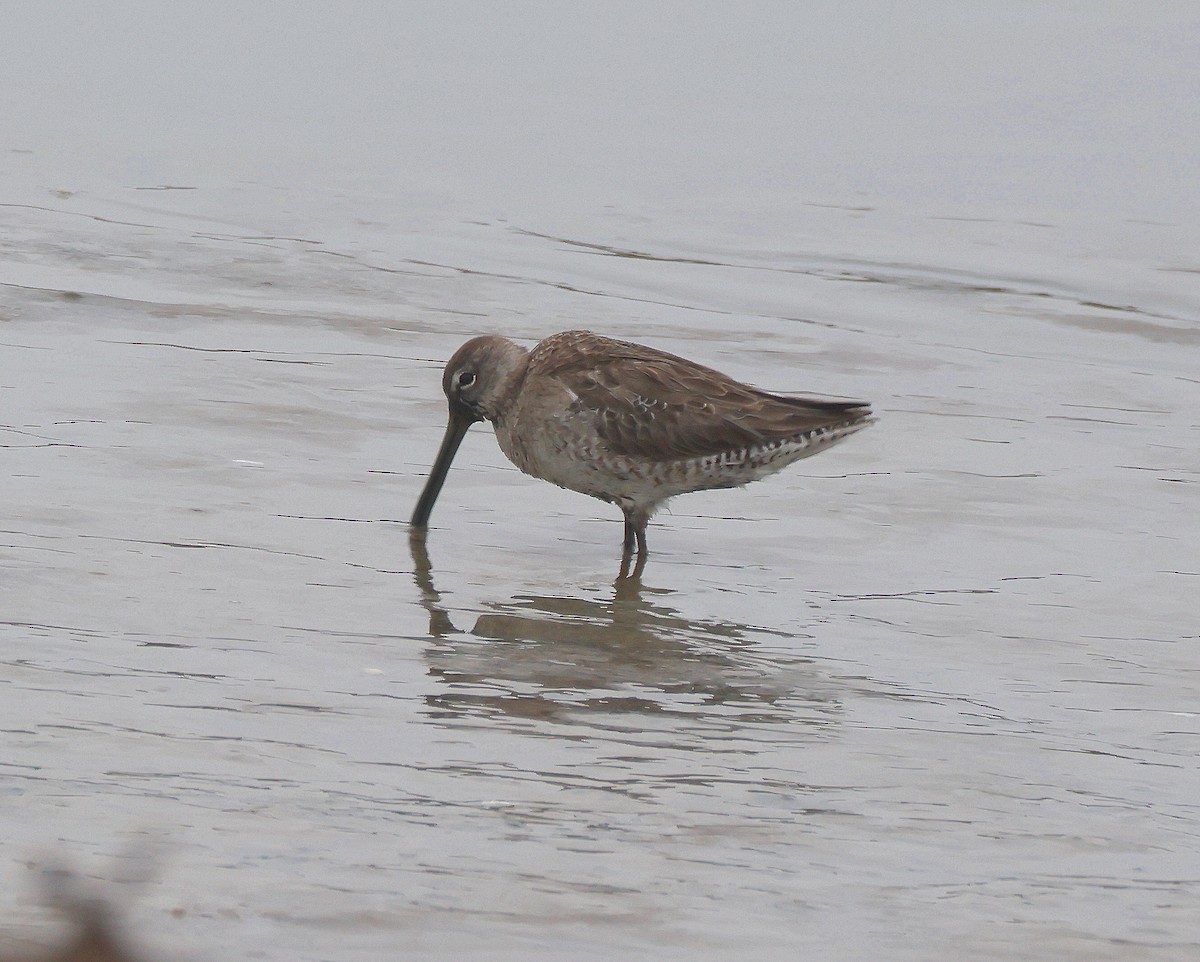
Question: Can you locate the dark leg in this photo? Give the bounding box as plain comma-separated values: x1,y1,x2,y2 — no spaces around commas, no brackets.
617,506,649,580
617,548,647,583
620,506,650,556
634,521,648,556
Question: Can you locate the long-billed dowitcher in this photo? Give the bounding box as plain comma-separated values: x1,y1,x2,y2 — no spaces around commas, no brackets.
411,330,873,558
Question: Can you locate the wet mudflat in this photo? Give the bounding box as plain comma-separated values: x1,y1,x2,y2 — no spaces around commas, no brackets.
3,5,1199,961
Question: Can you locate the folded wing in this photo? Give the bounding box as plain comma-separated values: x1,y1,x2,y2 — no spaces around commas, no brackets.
535,332,871,462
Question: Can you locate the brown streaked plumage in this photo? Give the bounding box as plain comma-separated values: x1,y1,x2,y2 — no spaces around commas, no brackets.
411,330,873,559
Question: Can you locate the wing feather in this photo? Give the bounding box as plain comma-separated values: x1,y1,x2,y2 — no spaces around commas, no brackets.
530,331,870,462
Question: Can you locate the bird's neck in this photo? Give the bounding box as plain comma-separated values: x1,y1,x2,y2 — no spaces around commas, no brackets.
485,340,532,422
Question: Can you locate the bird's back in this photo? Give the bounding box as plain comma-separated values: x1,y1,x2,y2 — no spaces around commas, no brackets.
527,330,872,461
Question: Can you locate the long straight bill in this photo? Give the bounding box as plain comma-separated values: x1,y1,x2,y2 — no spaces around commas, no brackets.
411,413,472,528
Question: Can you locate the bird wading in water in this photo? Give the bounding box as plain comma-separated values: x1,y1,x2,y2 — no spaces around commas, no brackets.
411,331,873,563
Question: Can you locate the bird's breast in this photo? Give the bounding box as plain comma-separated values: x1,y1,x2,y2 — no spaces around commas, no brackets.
492,394,657,503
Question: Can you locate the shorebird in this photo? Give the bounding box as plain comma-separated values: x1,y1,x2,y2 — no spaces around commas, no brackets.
411,330,873,558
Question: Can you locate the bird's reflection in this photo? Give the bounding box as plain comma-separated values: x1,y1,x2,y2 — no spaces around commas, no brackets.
409,531,840,729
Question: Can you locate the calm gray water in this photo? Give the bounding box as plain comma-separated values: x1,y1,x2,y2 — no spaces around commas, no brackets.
3,4,1199,960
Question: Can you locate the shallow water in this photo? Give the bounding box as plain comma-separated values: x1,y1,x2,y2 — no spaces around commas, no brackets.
3,5,1200,961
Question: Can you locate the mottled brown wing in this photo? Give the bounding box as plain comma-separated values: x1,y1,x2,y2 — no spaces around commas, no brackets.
533,331,870,462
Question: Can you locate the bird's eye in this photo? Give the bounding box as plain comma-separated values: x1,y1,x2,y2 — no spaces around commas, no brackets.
456,371,477,389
